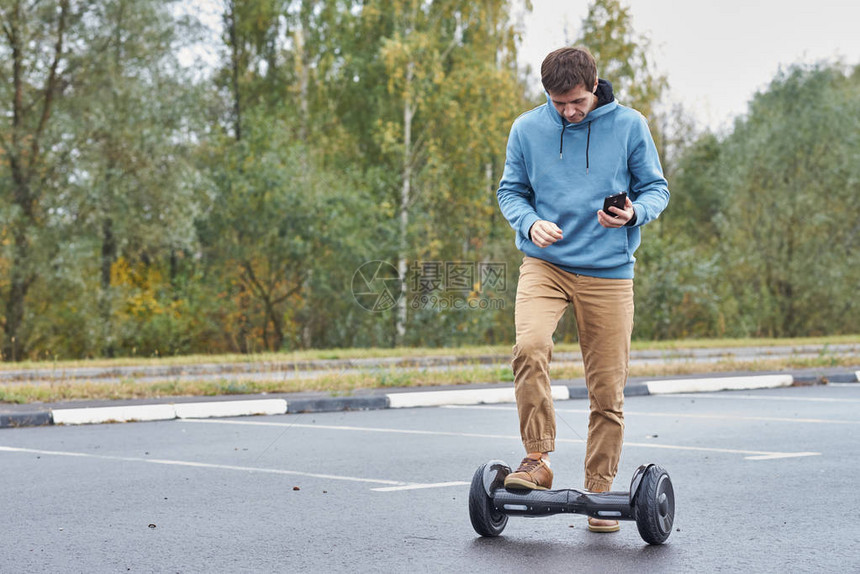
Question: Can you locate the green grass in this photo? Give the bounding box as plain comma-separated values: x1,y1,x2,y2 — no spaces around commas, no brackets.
1,334,857,372
1,351,857,405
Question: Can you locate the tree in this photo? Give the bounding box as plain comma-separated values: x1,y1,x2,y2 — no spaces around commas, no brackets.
342,0,528,346
197,0,376,352
71,0,200,356
630,130,727,340
714,63,860,336
545,0,676,343
575,0,666,121
662,132,722,242
0,0,74,360
205,0,292,353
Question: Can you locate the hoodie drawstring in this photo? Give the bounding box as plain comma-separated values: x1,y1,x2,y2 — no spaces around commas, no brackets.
559,126,564,159
586,122,591,175
560,122,592,174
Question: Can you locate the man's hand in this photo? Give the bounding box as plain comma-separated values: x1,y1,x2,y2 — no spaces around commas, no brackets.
597,197,635,228
529,220,563,248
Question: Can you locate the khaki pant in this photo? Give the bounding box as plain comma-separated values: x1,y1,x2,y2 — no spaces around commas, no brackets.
512,256,634,492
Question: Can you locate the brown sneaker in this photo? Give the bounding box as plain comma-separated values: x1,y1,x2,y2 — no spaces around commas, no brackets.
504,455,553,490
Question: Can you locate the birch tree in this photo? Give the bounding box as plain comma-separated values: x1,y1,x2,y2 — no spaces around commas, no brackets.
575,0,666,120
354,0,526,345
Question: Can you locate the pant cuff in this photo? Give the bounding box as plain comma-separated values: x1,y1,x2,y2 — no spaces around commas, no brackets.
524,439,555,453
585,478,613,492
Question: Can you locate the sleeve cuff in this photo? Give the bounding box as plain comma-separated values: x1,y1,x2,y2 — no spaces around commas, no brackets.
520,213,541,240
625,204,641,227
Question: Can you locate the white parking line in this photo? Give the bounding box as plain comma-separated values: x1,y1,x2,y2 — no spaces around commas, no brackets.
185,419,820,460
185,418,532,442
444,404,858,425
0,445,429,488
670,393,860,403
372,481,470,492
622,442,818,461
625,410,856,425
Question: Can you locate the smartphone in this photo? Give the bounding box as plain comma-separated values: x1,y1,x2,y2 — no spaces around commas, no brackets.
603,192,627,217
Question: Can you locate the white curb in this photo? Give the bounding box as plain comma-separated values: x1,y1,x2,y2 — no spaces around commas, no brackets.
386,385,570,408
52,399,289,425
645,374,793,395
175,399,287,419
52,404,177,425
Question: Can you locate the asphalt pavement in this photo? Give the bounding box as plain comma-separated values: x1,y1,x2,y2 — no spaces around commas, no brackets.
1,364,858,429
1,382,858,572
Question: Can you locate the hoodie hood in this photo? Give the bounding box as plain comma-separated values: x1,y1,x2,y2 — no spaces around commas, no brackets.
547,79,617,167
544,79,616,127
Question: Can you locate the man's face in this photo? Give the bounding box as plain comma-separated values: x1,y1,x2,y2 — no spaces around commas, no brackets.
548,83,598,124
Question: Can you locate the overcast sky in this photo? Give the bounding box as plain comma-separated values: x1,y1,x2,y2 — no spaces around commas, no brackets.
186,1,859,133
516,0,860,132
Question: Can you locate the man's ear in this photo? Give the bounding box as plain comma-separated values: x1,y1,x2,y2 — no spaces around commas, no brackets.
592,79,598,94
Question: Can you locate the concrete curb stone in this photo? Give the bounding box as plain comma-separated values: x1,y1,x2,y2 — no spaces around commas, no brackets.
0,412,53,428
825,372,860,383
287,396,389,413
1,370,858,429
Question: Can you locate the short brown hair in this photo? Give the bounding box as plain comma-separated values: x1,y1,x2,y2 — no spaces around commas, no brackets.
541,47,597,93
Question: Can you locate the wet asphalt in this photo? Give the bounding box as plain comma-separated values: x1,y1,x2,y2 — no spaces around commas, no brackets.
1,382,858,573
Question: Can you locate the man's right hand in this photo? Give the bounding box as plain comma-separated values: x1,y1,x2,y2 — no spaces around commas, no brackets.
529,220,563,248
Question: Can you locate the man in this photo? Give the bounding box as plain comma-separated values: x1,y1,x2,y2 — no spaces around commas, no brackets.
496,46,669,533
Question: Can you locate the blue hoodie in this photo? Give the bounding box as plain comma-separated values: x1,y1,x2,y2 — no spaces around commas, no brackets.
497,80,669,279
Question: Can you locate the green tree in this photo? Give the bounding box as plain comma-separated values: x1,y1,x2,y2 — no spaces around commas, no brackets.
547,0,677,343
631,131,727,340
197,0,377,352
340,0,528,346
575,0,666,121
715,63,860,336
72,0,200,357
0,0,74,360
662,132,722,242
632,234,729,340
7,0,206,360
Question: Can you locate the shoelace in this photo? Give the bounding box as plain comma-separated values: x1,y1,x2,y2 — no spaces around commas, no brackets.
515,457,543,473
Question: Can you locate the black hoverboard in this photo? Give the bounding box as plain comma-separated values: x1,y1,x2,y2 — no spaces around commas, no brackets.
468,460,675,545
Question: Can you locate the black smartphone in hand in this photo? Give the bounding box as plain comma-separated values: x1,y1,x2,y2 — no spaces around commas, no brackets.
603,192,627,216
